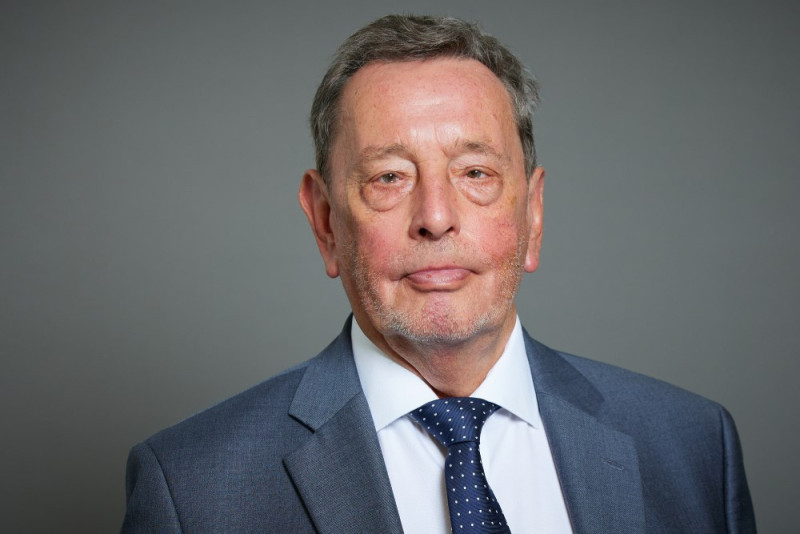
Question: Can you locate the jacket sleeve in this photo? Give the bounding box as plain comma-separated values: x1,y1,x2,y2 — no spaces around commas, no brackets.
121,442,183,534
720,406,757,533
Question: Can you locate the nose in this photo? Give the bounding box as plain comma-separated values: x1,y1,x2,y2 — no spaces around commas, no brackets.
409,173,460,240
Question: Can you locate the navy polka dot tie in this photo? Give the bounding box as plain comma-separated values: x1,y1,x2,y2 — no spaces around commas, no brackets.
410,398,511,533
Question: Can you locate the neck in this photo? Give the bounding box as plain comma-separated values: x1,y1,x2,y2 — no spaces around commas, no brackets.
358,311,518,397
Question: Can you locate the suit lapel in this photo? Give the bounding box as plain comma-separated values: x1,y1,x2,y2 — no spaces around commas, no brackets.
283,319,403,533
524,332,646,533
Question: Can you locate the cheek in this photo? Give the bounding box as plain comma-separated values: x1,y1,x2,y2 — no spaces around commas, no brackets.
340,215,402,274
476,185,531,259
475,214,525,262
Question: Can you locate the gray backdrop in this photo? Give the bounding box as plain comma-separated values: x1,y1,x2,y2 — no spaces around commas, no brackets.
2,1,798,532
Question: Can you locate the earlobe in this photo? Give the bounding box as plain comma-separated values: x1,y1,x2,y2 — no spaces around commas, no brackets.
298,170,340,278
524,167,545,273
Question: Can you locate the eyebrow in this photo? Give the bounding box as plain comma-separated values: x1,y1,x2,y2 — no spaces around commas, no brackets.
456,140,512,166
350,143,411,177
352,140,511,174
357,143,410,164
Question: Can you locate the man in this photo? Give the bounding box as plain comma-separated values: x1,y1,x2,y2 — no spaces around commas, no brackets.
122,15,755,533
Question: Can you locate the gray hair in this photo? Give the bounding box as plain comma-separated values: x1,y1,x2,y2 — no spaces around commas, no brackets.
310,14,541,184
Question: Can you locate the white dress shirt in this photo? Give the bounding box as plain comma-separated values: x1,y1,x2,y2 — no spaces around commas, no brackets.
352,317,573,533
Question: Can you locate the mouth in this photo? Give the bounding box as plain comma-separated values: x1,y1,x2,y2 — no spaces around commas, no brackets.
404,266,472,290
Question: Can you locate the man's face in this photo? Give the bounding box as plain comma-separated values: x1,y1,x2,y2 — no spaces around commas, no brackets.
301,58,544,348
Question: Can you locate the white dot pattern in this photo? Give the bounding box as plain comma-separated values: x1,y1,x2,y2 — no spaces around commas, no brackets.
410,397,511,533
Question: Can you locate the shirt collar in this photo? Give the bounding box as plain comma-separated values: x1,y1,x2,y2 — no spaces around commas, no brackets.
352,316,541,432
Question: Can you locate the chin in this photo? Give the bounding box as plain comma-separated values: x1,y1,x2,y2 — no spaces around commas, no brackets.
377,305,499,346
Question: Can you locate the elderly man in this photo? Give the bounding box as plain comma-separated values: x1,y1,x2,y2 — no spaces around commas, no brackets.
122,15,755,533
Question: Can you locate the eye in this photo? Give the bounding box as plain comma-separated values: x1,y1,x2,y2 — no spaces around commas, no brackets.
362,170,414,211
379,172,399,184
454,166,502,206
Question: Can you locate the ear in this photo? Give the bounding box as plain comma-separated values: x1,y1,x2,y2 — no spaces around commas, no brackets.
299,169,340,278
524,166,545,273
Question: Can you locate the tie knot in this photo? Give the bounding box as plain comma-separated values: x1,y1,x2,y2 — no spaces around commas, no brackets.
410,397,500,447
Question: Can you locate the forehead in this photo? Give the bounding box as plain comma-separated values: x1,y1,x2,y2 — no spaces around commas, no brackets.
343,57,511,104
331,58,521,170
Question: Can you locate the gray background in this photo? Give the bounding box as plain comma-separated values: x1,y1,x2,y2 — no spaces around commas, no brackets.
2,1,797,532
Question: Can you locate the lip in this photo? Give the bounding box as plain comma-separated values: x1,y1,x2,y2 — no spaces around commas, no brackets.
404,267,471,289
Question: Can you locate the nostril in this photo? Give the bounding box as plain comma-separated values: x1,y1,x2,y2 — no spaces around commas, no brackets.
416,225,455,240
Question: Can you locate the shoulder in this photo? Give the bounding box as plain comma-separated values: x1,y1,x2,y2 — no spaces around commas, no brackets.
125,361,318,506
522,334,755,531
525,331,725,415
147,362,311,455
524,332,733,446
123,360,326,532
543,345,748,503
143,318,358,456
559,350,730,426
548,348,754,531
561,350,723,413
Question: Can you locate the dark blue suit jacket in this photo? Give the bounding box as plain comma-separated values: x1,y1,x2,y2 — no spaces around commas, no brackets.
122,318,756,532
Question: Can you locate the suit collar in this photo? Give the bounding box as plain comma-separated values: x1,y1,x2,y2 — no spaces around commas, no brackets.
523,330,647,533
523,330,604,415
284,316,403,533
288,316,363,430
